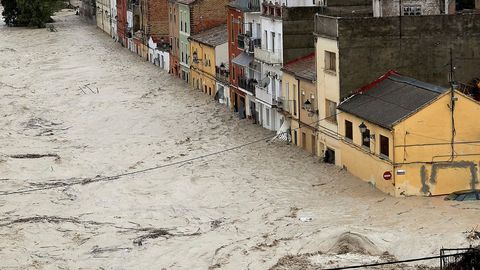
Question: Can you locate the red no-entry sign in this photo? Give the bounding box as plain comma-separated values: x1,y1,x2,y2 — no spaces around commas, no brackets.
383,171,392,180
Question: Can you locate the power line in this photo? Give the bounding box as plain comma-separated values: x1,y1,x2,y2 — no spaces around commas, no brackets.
0,134,274,196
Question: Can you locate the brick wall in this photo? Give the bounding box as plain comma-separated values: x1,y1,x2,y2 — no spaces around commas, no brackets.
190,0,228,35
227,6,243,88
169,1,180,75
147,0,169,41
117,0,128,44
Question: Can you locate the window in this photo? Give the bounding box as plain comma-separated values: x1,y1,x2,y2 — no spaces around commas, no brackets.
345,120,353,140
266,108,270,126
264,30,268,50
362,128,370,148
292,84,297,116
325,51,336,73
231,16,235,42
271,32,275,52
325,99,337,123
380,135,389,158
302,132,307,150
403,5,421,16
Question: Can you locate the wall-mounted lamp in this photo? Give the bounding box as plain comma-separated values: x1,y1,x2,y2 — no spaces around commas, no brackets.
359,122,367,133
303,99,312,111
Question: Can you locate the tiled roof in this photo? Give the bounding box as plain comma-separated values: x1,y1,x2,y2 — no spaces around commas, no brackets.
338,71,448,129
282,53,316,82
189,25,228,47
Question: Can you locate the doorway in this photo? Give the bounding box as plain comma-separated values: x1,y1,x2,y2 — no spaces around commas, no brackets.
324,148,335,164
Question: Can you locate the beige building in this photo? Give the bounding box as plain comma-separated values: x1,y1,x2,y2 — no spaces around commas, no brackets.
281,54,319,156
96,0,111,35
315,36,342,164
338,72,480,196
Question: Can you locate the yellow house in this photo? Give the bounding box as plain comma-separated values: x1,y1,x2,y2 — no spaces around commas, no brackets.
189,25,228,97
338,71,480,196
281,54,319,156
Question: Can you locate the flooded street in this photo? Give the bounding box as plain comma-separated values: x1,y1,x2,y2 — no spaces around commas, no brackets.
0,9,478,270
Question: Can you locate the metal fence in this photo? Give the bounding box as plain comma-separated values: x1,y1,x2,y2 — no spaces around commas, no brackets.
440,247,480,270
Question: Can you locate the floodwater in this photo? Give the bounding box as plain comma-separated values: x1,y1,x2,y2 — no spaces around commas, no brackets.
0,8,478,270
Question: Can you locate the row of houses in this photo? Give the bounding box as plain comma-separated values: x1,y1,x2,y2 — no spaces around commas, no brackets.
82,0,480,197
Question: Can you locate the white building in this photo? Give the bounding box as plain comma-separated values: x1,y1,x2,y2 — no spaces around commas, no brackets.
110,0,118,40
148,37,170,72
252,3,286,131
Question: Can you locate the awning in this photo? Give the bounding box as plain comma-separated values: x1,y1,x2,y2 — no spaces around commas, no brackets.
232,52,253,67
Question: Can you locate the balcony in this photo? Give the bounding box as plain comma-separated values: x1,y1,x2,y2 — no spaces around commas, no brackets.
245,37,261,54
254,46,282,64
255,85,273,105
237,76,256,94
215,66,229,84
276,96,290,113
261,1,282,18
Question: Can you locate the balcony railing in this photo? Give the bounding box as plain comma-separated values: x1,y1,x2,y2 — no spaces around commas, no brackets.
276,96,290,112
245,38,261,54
255,85,273,105
216,66,229,84
254,46,282,64
237,76,256,94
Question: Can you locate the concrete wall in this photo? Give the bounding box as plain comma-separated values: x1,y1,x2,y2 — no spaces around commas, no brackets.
282,6,324,63
315,14,480,100
393,92,480,196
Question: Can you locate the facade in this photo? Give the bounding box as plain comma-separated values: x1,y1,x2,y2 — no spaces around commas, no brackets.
117,0,128,46
178,3,191,82
338,72,480,197
189,25,229,99
169,0,180,76
96,0,112,35
314,12,480,165
252,5,327,131
110,0,118,40
281,54,318,156
148,37,170,71
146,0,169,43
227,0,257,118
129,0,148,58
173,0,230,83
